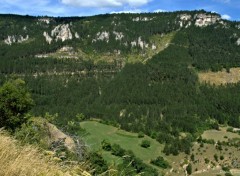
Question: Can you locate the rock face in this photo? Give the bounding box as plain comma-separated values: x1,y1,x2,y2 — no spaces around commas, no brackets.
4,35,29,45
179,14,192,21
38,18,51,24
75,32,80,39
43,24,73,44
178,13,221,28
92,31,110,43
132,17,154,22
194,13,220,27
113,31,124,41
43,32,52,44
46,122,76,151
237,38,240,46
51,24,73,42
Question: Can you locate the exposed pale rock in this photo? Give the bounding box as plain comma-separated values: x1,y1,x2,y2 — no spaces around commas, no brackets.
114,50,121,55
75,32,80,39
59,46,74,52
113,31,124,41
93,31,110,43
38,18,51,24
237,38,240,46
138,37,144,49
131,41,137,47
43,32,52,44
4,35,29,45
179,14,192,21
194,13,220,27
51,24,73,42
152,44,157,50
132,17,153,22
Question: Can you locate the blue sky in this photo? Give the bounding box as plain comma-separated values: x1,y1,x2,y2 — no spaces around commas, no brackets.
0,0,239,21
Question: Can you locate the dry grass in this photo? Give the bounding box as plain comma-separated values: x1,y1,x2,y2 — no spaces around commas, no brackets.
201,127,240,142
198,68,240,85
0,130,90,176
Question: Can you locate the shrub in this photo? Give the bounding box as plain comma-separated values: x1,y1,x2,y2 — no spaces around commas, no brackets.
138,132,144,138
101,140,112,151
111,144,125,157
140,140,151,148
0,79,34,131
186,163,192,175
150,156,170,169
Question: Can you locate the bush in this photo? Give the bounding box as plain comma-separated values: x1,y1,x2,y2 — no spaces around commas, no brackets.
101,140,112,151
88,152,108,175
111,144,125,157
140,140,151,148
186,163,192,175
150,156,170,169
138,132,144,138
0,79,34,131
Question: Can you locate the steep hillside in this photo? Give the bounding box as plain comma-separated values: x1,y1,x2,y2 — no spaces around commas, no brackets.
0,10,240,159
0,130,90,176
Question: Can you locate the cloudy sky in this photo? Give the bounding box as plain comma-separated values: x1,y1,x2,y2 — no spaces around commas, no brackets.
0,0,239,21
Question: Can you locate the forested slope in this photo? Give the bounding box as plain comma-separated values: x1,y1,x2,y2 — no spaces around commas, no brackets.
1,10,240,155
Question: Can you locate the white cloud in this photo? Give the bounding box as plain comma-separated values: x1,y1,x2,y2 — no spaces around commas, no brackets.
221,14,231,20
61,0,151,8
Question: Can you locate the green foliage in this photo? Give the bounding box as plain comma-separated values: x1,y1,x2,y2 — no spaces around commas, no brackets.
204,158,210,164
140,140,151,148
190,154,195,161
150,156,170,169
111,144,125,157
14,117,49,148
1,12,240,156
214,154,219,162
186,163,192,175
87,152,108,175
0,79,34,130
101,140,112,151
138,131,144,138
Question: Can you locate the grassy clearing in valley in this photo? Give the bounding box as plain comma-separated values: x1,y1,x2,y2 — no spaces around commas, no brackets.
80,121,165,165
202,127,240,142
198,67,240,85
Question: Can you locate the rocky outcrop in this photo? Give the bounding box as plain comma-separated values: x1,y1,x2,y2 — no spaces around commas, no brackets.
38,18,51,24
43,24,73,44
4,35,29,45
113,31,124,41
179,14,192,21
131,37,150,49
75,32,80,39
237,38,240,46
51,24,73,42
194,13,220,27
92,31,110,43
43,32,52,44
178,13,221,28
132,17,154,22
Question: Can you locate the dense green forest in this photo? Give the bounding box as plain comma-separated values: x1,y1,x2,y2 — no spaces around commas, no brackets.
0,10,240,156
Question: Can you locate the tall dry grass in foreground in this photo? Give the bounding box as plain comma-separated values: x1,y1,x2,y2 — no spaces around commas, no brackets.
0,130,90,176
